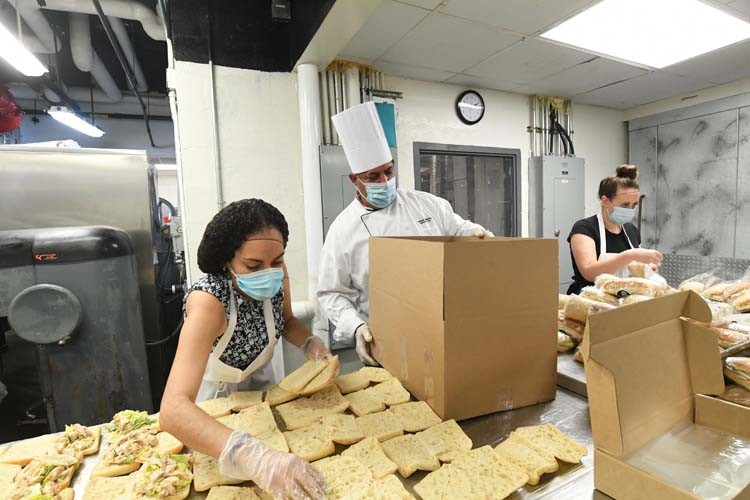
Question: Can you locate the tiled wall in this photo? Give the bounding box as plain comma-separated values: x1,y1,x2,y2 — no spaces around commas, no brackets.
629,96,750,259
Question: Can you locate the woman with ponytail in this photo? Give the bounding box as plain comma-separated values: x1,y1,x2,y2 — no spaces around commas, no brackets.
566,164,663,295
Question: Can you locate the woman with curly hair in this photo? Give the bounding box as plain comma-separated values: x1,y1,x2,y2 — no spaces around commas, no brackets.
160,199,328,499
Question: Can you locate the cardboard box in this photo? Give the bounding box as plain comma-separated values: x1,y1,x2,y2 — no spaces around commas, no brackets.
368,236,558,421
583,291,750,500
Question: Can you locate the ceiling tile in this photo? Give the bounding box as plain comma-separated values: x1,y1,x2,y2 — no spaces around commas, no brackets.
530,57,648,97
338,1,430,62
380,12,521,73
372,60,457,82
437,0,597,36
575,72,711,108
394,0,444,10
464,38,595,85
666,39,750,84
445,73,523,91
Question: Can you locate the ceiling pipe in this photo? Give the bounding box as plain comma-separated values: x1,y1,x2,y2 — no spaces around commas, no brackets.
109,17,147,91
5,0,61,52
68,12,121,102
13,0,165,41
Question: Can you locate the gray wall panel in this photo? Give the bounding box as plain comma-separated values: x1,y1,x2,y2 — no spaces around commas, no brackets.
628,127,658,247
737,107,750,259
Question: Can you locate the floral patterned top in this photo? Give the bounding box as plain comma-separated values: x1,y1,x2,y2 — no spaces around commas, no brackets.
185,272,285,370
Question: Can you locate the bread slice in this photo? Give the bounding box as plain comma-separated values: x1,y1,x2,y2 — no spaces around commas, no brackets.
356,410,404,442
359,367,393,384
334,371,370,394
54,424,102,457
366,378,411,406
341,436,398,479
312,455,373,500
193,451,244,492
321,413,364,445
452,446,528,499
345,389,386,417
344,474,415,500
277,386,350,431
389,401,441,432
512,424,588,464
279,358,329,394
227,391,263,411
414,464,483,500
207,485,261,500
259,428,289,453
380,434,439,478
495,434,559,485
283,422,335,462
233,402,278,437
82,475,136,500
300,355,340,396
415,419,472,463
197,397,233,418
265,384,299,406
0,433,57,465
0,463,21,499
154,431,185,456
91,460,141,477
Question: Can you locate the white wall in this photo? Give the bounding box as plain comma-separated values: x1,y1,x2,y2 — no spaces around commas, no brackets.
14,115,176,157
386,76,628,234
156,171,180,207
173,61,310,300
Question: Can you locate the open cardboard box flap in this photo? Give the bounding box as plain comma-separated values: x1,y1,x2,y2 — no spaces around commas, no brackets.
582,291,725,457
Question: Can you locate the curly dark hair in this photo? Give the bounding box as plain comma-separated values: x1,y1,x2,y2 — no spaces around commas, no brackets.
197,199,289,274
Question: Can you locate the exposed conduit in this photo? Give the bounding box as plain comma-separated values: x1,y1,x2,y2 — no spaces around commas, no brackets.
68,12,121,102
110,17,148,91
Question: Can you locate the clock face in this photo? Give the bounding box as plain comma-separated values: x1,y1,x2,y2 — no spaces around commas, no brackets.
456,90,485,125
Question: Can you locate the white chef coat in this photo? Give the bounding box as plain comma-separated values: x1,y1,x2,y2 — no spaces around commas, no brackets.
317,188,485,343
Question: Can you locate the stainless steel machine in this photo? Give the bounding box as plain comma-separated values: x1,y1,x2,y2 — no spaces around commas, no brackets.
0,146,183,437
0,226,152,430
528,155,586,293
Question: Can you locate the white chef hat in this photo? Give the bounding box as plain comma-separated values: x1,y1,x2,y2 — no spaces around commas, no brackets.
331,101,393,174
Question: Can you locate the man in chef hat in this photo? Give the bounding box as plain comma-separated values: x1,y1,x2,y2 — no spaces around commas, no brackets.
317,101,492,366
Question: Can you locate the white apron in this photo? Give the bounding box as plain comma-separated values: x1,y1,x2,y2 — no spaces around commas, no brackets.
596,212,635,278
196,283,278,402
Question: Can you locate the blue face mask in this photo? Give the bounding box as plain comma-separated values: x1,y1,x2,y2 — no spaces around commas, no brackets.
361,177,397,209
230,267,284,301
609,206,636,224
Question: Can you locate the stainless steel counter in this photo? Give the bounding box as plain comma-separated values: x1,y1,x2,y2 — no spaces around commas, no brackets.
16,388,608,499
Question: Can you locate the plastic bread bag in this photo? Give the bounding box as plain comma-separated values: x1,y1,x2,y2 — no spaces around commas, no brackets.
557,332,575,353
719,385,750,408
704,282,733,302
725,314,750,328
573,346,583,364
724,357,750,391
579,286,620,306
596,275,674,298
706,300,736,324
564,294,616,324
713,319,750,335
685,318,750,349
626,423,750,500
678,269,721,294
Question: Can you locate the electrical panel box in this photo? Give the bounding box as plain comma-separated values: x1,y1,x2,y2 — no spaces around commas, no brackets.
528,156,585,293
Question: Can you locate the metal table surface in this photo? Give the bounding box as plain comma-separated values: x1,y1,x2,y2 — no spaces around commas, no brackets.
34,388,609,499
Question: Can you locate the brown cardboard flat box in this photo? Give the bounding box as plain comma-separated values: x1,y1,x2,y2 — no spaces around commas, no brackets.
369,236,558,421
583,291,750,500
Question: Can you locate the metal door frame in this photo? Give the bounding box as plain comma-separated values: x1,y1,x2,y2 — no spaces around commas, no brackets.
412,142,522,237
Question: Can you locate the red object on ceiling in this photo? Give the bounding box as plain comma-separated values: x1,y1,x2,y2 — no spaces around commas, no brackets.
0,87,23,133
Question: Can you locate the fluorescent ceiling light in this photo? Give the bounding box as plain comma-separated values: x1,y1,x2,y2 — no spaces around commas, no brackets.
48,106,105,138
0,22,48,76
541,0,750,69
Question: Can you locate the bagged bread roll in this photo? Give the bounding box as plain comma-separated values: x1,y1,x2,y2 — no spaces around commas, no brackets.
719,385,750,408
731,290,750,313
598,276,673,298
684,318,750,349
573,347,583,364
564,295,616,324
627,261,648,278
558,294,571,311
621,294,652,306
579,286,620,307
557,332,575,353
713,320,750,335
724,357,750,391
558,318,585,343
723,281,750,302
679,270,720,294
704,283,731,302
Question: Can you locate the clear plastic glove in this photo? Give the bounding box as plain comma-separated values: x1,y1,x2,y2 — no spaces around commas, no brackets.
302,335,331,361
472,228,495,238
219,430,326,500
355,324,378,366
